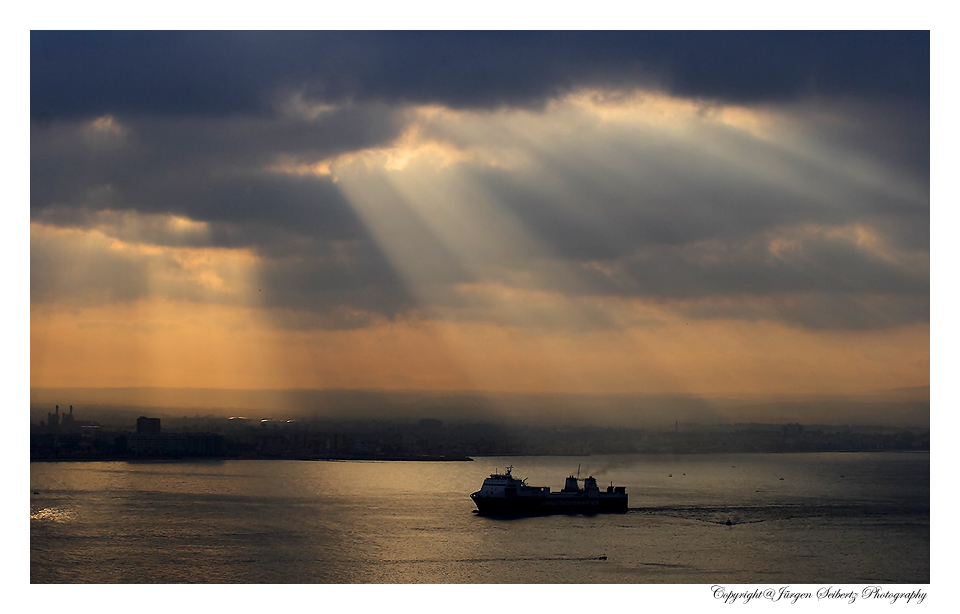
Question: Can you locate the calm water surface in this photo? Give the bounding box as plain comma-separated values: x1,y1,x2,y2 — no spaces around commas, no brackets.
30,453,929,583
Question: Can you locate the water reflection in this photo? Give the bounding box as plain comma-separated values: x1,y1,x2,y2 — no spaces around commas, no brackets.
30,454,929,583
30,507,74,523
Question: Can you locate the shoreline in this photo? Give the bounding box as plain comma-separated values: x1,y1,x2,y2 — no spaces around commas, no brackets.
30,454,475,463
29,449,931,464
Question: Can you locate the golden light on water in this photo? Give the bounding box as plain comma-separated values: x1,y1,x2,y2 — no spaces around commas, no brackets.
30,507,74,523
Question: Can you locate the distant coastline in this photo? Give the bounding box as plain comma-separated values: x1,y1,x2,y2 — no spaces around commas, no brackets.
31,454,476,463
30,449,929,464
31,406,929,463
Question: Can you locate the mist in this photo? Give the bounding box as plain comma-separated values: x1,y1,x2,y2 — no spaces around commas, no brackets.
31,385,929,429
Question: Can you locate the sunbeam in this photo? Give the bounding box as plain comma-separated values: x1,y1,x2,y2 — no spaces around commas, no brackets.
31,32,929,420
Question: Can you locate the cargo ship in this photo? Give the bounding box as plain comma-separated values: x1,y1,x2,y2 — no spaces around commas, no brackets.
470,466,628,516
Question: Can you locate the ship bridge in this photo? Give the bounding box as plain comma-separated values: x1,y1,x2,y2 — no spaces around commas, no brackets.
583,476,600,497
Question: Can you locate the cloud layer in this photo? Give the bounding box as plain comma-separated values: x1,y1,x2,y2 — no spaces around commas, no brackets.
30,32,929,397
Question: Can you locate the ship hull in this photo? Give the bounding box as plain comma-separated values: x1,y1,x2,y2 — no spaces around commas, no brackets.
471,494,627,516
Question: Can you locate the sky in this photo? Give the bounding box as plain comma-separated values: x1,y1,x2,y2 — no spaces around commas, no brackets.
29,31,930,417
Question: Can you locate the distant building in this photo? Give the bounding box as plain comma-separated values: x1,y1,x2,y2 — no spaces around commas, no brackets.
137,416,162,434
32,405,104,458
41,405,99,434
127,416,224,457
62,405,75,427
47,405,61,428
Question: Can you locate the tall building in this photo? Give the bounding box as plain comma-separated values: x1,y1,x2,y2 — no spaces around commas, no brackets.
136,417,162,434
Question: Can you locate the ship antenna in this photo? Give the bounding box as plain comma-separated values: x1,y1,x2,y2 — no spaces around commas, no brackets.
577,463,581,480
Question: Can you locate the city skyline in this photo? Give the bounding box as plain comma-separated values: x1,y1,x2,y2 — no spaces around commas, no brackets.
30,32,930,425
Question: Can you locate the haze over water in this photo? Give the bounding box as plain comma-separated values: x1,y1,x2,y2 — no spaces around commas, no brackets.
31,453,928,583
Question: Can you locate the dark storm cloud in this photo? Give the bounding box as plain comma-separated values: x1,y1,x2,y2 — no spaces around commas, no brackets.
794,99,931,197
31,31,928,120
32,173,366,249
31,105,406,234
28,95,448,324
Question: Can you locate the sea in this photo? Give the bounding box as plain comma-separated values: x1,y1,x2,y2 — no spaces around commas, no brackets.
30,453,929,586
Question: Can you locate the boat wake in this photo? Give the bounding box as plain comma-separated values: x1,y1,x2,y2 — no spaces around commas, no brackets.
631,502,929,525
379,555,610,564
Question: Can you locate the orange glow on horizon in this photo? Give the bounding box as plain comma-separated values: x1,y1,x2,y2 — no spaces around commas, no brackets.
30,297,929,396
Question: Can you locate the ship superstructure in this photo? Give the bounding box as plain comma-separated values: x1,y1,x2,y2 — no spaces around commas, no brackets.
470,466,627,516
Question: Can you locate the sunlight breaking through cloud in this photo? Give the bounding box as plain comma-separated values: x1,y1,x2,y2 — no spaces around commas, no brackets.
30,33,928,406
